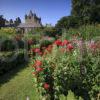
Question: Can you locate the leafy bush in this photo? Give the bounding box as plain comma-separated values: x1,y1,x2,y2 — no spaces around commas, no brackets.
0,50,28,75
43,27,62,37
23,33,42,45
55,16,80,29
0,36,25,51
40,37,55,48
0,28,16,36
31,38,100,100
63,25,100,40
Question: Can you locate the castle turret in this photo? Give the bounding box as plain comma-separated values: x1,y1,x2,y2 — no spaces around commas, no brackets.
25,10,42,25
18,10,42,33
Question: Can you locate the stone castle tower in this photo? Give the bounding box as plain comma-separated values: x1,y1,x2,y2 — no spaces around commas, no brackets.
18,10,42,33
25,10,42,26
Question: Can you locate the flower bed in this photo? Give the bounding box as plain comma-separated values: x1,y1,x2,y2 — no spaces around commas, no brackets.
31,38,100,100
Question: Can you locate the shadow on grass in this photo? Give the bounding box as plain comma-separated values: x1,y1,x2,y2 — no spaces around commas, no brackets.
0,61,29,86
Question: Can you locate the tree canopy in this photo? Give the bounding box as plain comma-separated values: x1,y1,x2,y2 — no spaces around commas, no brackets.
56,0,100,28
0,15,5,28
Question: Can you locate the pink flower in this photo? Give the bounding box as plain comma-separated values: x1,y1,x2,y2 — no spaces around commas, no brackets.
67,44,74,51
34,60,42,67
43,83,50,89
34,48,40,53
90,44,97,49
36,67,43,72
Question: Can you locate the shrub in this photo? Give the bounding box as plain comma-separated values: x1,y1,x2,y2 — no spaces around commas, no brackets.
0,28,16,36
43,27,62,37
0,36,25,51
32,38,100,100
0,50,28,75
55,16,80,29
40,37,55,48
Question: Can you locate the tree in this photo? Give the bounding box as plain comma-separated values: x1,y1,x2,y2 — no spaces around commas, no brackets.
55,16,80,29
9,19,14,27
71,0,100,24
0,15,5,28
14,17,21,27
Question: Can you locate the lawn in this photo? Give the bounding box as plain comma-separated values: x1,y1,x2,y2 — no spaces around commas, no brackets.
0,65,39,100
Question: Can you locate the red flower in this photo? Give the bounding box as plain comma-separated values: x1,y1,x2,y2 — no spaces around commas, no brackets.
54,40,62,46
34,48,40,53
90,44,97,49
62,40,69,46
34,60,42,67
67,44,74,51
43,83,50,89
36,67,43,72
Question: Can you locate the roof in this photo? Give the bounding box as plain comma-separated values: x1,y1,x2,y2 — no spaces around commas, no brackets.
17,23,42,28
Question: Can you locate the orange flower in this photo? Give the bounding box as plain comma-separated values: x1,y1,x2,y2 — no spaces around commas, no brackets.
32,72,37,75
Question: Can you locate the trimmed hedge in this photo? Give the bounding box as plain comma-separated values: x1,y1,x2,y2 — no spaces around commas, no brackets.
0,50,28,75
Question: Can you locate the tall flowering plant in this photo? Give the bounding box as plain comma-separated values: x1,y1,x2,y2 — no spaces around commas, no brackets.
31,38,100,100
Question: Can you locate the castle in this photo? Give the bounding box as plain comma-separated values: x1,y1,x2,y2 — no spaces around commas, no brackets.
18,10,42,33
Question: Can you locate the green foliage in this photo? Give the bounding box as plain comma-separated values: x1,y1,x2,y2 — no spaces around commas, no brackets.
56,0,100,29
14,17,21,27
0,15,5,28
0,28,16,36
59,90,84,100
71,0,100,24
32,36,100,99
0,39,16,51
66,90,77,100
32,27,44,35
43,27,62,37
24,33,41,44
40,37,55,48
55,16,80,29
0,50,27,75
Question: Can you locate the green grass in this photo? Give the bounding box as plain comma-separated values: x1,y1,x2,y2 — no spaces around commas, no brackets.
0,65,39,100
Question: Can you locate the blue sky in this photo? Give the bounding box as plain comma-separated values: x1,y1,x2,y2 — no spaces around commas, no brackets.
0,0,72,25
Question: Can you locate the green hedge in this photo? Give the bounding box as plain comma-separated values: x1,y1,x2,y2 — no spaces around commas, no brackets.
0,50,28,75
